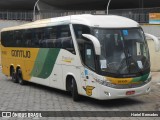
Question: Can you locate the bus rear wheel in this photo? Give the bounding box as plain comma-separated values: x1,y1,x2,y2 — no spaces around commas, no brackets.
71,78,80,101
11,68,18,83
17,69,26,85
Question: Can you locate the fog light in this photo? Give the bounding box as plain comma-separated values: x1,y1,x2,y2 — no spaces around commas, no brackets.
104,91,111,96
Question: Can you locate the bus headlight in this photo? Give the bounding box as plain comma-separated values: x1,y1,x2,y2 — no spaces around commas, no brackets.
95,79,111,86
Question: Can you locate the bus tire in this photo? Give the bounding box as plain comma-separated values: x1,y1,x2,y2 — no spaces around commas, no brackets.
11,68,18,83
71,78,80,101
17,69,26,85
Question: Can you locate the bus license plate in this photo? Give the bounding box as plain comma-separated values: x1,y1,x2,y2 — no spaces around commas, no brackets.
126,91,135,95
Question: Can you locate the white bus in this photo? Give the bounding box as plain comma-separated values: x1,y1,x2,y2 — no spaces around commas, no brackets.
1,14,160,101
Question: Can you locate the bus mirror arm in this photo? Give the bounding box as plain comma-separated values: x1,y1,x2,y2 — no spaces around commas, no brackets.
82,34,101,55
145,33,160,52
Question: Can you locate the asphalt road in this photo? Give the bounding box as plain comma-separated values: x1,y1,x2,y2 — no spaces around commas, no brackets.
0,67,160,120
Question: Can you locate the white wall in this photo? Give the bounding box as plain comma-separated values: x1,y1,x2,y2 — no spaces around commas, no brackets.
142,25,160,71
147,40,160,72
142,25,160,38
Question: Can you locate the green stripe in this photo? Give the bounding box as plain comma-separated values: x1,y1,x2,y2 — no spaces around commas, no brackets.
131,73,149,83
31,49,49,77
31,48,60,79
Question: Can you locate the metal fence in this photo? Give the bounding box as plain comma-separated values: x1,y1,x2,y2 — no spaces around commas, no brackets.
0,7,160,23
38,10,150,23
0,11,33,21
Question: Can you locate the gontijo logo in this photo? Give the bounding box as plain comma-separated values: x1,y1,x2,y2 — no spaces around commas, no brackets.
11,50,31,58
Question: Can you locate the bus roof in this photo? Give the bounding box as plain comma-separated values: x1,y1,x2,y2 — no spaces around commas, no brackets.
1,14,139,32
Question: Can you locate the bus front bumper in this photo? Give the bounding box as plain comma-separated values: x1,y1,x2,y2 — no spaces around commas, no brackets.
96,81,151,100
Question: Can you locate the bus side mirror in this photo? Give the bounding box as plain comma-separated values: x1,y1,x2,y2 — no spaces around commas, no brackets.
145,33,160,52
82,34,101,55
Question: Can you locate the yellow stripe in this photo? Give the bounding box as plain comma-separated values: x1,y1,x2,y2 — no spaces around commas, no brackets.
105,77,132,85
62,60,72,63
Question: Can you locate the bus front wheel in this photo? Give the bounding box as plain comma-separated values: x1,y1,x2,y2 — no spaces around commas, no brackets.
71,78,80,101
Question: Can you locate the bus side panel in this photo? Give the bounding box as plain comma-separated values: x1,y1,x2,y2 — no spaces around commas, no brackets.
1,47,40,80
49,64,63,90
1,47,12,76
53,49,83,93
1,57,10,76
29,48,61,86
24,60,35,80
48,49,70,90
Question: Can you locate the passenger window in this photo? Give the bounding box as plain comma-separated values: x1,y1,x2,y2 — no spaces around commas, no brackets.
45,27,57,39
61,37,75,54
24,29,33,47
1,32,8,47
73,24,90,39
7,31,14,47
46,39,56,48
14,30,23,47
57,25,71,38
1,25,75,50
33,28,42,47
1,31,16,47
55,38,62,48
43,27,57,48
58,25,75,54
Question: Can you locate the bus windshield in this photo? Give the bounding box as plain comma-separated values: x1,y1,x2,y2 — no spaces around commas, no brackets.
93,28,150,75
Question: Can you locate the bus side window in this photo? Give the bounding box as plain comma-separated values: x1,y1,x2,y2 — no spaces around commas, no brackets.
76,38,96,71
7,31,15,47
61,37,75,54
73,24,96,69
84,41,96,71
45,27,57,39
73,24,90,39
44,26,57,48
14,30,23,47
24,29,33,47
73,24,91,58
33,28,40,47
1,32,8,47
58,25,75,54
46,39,56,48
55,38,62,48
6,31,14,47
